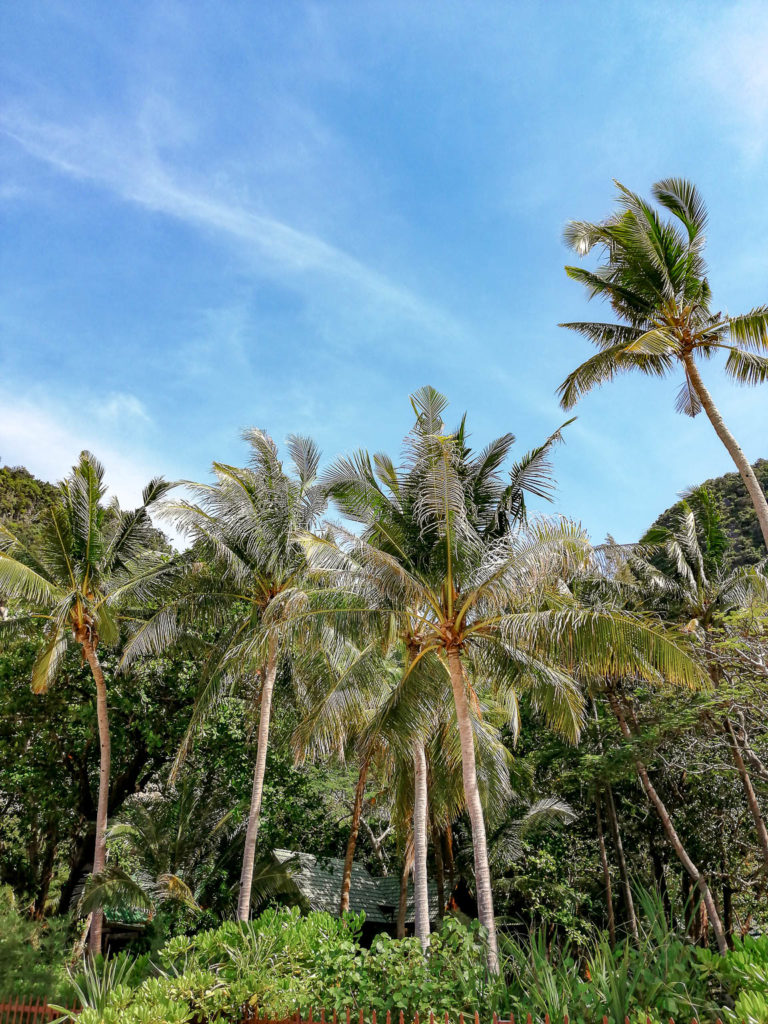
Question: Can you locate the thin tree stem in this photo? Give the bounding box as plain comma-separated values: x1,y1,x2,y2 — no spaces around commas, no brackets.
339,754,371,914
608,690,728,954
724,716,768,875
396,847,412,939
604,783,639,942
432,818,445,919
595,788,616,948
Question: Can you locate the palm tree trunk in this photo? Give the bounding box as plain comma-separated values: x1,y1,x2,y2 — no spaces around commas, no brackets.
724,716,768,874
446,647,499,973
595,789,616,947
608,691,728,954
684,355,768,550
236,635,278,921
412,738,430,950
604,783,639,942
339,754,371,914
82,640,111,957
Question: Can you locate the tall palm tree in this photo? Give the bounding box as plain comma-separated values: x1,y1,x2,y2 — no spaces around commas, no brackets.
0,452,174,953
302,387,705,971
122,431,327,921
558,178,768,550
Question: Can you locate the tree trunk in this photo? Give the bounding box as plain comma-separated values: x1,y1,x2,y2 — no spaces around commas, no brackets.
595,789,616,947
724,716,768,875
685,355,768,550
396,851,411,939
339,754,371,914
412,738,430,950
82,640,111,957
236,636,278,921
604,783,639,942
447,647,499,972
608,691,728,954
432,819,445,920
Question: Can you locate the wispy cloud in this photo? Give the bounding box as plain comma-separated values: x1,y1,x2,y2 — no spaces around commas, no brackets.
97,391,153,426
1,107,458,337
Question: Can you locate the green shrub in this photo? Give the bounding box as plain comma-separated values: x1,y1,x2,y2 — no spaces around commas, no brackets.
58,909,497,1022
0,886,72,999
698,933,768,1024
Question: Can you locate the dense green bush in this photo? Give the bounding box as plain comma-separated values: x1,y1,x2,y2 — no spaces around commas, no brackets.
0,887,71,999
62,909,497,1023
15,905,768,1024
699,934,768,1024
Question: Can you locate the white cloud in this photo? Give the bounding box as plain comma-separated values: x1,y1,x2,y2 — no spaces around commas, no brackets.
0,107,458,338
97,391,153,427
0,388,172,510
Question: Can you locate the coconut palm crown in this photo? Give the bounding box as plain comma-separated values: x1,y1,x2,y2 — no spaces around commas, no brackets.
558,177,768,549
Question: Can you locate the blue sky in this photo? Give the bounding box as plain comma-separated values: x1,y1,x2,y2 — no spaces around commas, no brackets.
2,1,768,542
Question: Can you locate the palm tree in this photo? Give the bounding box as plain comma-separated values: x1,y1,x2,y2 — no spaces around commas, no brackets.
302,387,705,971
558,178,768,550
122,431,327,921
0,452,174,953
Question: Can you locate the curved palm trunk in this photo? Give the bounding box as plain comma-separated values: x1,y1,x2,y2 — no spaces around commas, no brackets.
446,647,499,973
339,754,371,914
236,635,278,921
724,716,768,875
82,641,111,957
685,356,768,550
608,692,728,954
412,738,430,950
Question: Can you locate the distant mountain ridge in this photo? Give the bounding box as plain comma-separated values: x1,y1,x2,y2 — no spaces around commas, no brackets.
646,459,768,568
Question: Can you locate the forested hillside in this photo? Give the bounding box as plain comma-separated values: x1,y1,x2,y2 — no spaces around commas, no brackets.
647,459,768,567
0,465,58,542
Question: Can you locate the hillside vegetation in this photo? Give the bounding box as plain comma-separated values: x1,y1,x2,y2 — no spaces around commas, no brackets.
647,459,768,567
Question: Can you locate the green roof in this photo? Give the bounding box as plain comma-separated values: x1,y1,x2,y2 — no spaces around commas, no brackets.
273,849,439,925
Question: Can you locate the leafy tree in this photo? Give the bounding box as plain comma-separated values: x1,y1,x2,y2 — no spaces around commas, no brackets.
558,177,768,550
0,452,174,952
